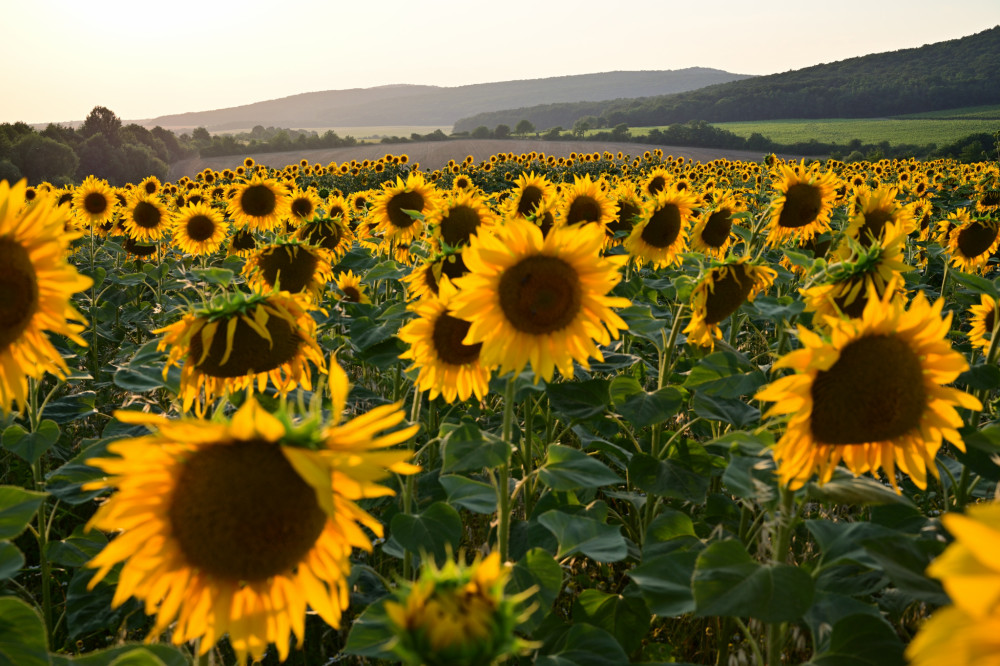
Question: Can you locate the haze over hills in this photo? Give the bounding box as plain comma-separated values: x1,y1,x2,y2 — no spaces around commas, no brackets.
141,69,752,131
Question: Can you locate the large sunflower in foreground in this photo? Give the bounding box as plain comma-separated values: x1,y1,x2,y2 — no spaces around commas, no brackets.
372,172,438,243
907,504,1000,666
449,216,629,383
764,162,840,247
0,180,92,413
85,391,418,663
398,276,493,403
683,258,776,349
755,289,980,491
623,187,699,269
157,291,325,414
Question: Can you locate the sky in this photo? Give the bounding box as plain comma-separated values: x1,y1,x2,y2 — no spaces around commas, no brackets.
2,0,999,125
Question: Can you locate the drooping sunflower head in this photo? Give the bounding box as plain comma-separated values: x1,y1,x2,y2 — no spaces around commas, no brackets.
623,187,700,269
372,172,438,243
690,189,746,259
765,162,840,247
227,228,258,258
123,192,170,242
170,202,228,256
683,258,776,349
975,172,1000,214
604,182,643,245
755,288,981,492
226,175,292,232
385,552,532,666
295,216,353,261
243,241,334,298
398,276,492,403
946,208,1000,275
424,188,496,251
71,175,118,229
0,180,92,414
449,217,630,383
505,171,556,221
85,390,417,663
156,290,326,414
334,269,371,304
556,174,617,230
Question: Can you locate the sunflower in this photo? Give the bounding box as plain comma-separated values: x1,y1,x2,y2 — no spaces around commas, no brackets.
755,289,980,492
449,216,629,383
604,182,643,246
690,189,745,259
836,186,915,257
156,291,325,414
85,388,417,663
505,171,556,220
286,187,322,227
334,270,370,304
683,258,776,349
372,172,438,244
227,175,291,232
424,188,495,252
623,187,699,269
122,193,170,242
946,209,1000,274
907,504,1000,666
71,175,117,230
398,276,492,403
170,202,228,256
243,241,334,298
325,193,353,223
801,224,913,324
402,257,445,302
0,180,92,413
641,166,672,197
227,228,258,258
295,217,353,262
765,161,840,247
137,175,162,197
556,174,617,229
967,293,999,354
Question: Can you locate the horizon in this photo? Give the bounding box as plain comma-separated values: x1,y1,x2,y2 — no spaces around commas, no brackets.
2,0,998,126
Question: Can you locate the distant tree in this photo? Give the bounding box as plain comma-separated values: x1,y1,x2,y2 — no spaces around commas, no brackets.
76,134,124,183
41,123,80,149
611,123,630,140
746,132,771,151
0,160,22,183
471,125,491,139
151,126,187,161
191,127,212,146
572,118,591,138
494,124,511,139
119,143,168,183
543,126,564,140
10,134,79,184
515,119,535,137
81,106,122,145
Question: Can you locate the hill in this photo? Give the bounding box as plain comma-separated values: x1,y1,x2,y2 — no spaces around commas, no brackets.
143,69,752,131
453,26,1000,131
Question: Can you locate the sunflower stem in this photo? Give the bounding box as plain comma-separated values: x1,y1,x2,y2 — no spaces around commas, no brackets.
497,377,517,562
521,396,535,519
766,486,797,666
939,261,950,300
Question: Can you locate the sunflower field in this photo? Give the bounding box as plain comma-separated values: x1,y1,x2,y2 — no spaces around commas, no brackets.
2,147,1000,666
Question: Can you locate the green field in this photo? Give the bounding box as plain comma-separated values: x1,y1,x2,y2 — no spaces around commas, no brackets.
621,105,1000,148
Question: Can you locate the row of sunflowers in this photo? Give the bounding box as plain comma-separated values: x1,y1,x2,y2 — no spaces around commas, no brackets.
1,147,1000,665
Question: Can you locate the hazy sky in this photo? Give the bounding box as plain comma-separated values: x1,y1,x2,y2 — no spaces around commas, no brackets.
3,0,998,125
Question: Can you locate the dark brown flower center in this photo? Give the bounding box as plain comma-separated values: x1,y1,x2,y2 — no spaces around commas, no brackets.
777,183,823,229
855,209,894,247
291,197,314,219
298,220,344,251
981,190,1000,208
240,184,277,217
432,313,482,365
498,255,582,334
168,439,327,582
131,201,162,229
704,265,753,325
83,192,109,215
516,186,543,217
439,205,482,247
0,239,39,350
387,190,425,229
646,175,666,196
342,286,363,302
607,201,639,235
256,246,320,293
188,310,302,378
810,334,926,445
185,214,216,242
701,209,733,248
231,229,257,252
640,204,682,248
566,195,602,226
957,221,998,259
440,254,469,282
832,279,870,319
123,237,157,257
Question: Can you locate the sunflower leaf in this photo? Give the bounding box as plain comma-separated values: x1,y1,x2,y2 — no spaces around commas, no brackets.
0,486,47,540
546,379,611,421
2,419,60,464
802,613,905,666
0,542,24,582
0,597,48,666
390,502,463,565
572,587,652,654
539,445,623,491
537,509,627,562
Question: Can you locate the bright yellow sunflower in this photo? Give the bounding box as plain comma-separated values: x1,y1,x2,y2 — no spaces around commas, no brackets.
334,270,371,304
137,175,162,197
623,187,699,269
286,187,322,227
372,172,438,244
123,193,170,242
243,241,335,299
968,293,999,354
0,180,92,413
907,504,1000,666
689,189,745,259
504,171,556,221
834,186,915,258
946,209,1000,274
170,202,229,256
683,258,776,349
227,175,291,232
85,388,418,663
449,216,630,383
641,166,673,197
156,291,325,414
71,175,118,230
605,182,643,247
398,276,492,403
765,161,840,247
556,174,617,230
755,289,981,492
424,188,496,252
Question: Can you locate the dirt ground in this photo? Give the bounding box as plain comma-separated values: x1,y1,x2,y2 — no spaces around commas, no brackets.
167,139,793,181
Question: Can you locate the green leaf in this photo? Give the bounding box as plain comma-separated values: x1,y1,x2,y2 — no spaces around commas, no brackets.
390,502,463,564
440,422,511,473
45,436,114,506
342,601,397,660
804,593,887,653
630,549,701,617
643,508,697,555
508,548,564,632
805,474,914,506
611,378,687,428
546,379,611,421
0,486,47,540
803,613,905,666
0,542,24,581
618,304,669,342
748,295,806,320
46,525,108,568
693,539,814,622
106,648,167,666
0,597,48,666
537,509,627,562
364,260,406,281
66,566,143,640
692,392,760,428
55,644,190,666
45,391,98,424
683,351,766,399
536,623,630,666
113,341,171,392
861,537,948,605
539,445,622,491
628,453,710,504
2,419,60,464
572,588,651,654
722,453,777,502
439,474,496,513
190,267,234,286
958,362,1000,391
951,269,1000,298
